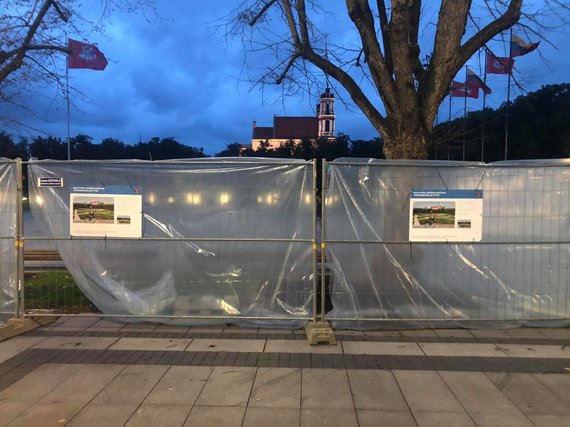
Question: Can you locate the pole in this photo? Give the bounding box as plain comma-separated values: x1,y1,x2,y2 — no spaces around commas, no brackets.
65,33,71,161
482,53,488,162
311,159,317,323
505,29,513,160
320,159,327,322
463,67,467,161
448,90,452,160
15,158,24,318
434,108,439,160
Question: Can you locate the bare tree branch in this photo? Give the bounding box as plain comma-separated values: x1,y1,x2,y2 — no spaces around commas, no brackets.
247,0,278,26
375,0,393,73
0,0,54,83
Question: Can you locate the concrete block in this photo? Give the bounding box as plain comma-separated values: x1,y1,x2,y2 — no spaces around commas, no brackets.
305,321,336,345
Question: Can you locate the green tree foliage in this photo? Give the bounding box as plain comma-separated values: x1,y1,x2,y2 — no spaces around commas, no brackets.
216,133,384,160
433,83,570,162
29,135,67,159
215,142,246,157
0,131,27,158
4,134,205,160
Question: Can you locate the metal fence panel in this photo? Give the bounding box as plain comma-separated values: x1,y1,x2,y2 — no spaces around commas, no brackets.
325,158,570,328
0,159,17,320
27,158,315,326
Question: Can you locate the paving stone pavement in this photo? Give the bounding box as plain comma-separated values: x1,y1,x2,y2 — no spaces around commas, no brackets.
0,317,569,427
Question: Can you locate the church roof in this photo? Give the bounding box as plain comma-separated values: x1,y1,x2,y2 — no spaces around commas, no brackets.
274,116,318,139
252,126,273,139
252,117,318,140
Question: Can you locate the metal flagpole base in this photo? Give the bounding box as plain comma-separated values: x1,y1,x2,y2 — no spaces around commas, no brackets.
305,321,336,345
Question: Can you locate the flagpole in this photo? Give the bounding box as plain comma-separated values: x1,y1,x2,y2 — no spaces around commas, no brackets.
463,67,467,161
65,32,71,161
434,108,439,160
482,52,488,162
448,89,452,160
504,29,513,160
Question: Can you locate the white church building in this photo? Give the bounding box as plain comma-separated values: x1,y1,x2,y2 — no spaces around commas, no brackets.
251,88,336,150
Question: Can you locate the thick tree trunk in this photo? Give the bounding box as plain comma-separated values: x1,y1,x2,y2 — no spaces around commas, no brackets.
382,119,430,159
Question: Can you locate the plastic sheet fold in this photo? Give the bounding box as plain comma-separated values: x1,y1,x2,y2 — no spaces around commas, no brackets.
0,159,17,320
326,158,570,329
28,158,314,326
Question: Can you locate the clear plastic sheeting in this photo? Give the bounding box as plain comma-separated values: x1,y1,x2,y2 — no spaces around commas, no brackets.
326,158,570,329
27,158,314,327
0,159,17,320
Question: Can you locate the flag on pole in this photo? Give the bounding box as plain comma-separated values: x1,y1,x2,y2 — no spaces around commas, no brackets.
67,39,108,70
510,35,539,58
449,81,479,98
466,69,491,94
485,51,514,74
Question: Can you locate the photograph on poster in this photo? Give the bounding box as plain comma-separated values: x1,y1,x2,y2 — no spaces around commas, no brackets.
72,196,114,224
411,201,455,229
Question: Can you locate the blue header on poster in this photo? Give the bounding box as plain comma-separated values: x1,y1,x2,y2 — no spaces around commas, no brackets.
71,185,142,195
411,189,483,199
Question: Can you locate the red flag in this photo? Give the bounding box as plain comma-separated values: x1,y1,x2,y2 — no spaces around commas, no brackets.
67,39,108,70
485,51,514,74
466,69,491,94
510,35,539,58
449,81,479,98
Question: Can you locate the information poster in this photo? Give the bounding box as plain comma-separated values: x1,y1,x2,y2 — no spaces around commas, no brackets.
70,185,142,238
409,189,483,242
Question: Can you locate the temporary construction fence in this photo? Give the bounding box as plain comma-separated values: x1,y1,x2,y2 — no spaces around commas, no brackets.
7,157,570,329
26,158,316,327
325,158,570,328
0,159,20,320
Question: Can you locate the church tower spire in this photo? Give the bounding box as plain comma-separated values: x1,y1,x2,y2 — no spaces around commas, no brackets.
317,87,335,139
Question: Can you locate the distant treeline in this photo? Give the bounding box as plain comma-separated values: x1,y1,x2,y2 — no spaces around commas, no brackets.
433,83,570,162
0,135,206,160
0,131,383,161
1,83,569,161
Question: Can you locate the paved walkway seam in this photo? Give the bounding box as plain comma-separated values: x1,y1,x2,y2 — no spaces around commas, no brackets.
1,348,569,393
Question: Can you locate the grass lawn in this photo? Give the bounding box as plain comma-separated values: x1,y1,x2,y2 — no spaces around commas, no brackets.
25,271,95,312
416,213,455,225
76,208,114,221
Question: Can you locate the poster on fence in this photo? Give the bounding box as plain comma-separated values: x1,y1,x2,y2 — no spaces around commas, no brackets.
70,185,142,238
409,189,483,242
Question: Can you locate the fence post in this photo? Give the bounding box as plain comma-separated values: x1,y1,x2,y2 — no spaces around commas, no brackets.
320,159,327,323
311,159,318,323
15,158,24,319
304,159,336,345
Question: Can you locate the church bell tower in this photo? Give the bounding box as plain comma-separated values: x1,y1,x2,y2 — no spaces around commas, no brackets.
317,87,335,140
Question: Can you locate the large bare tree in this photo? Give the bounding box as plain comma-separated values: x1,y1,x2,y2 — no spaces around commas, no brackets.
230,1,568,159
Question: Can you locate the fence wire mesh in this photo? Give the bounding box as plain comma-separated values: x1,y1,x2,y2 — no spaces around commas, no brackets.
0,159,18,321
325,159,570,328
24,159,316,327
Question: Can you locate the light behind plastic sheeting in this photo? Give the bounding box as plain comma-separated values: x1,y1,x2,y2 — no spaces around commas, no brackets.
326,158,570,329
0,159,17,320
28,158,314,327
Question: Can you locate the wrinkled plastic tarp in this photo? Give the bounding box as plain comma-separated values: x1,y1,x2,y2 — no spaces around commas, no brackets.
0,159,17,319
28,158,314,326
326,158,570,328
